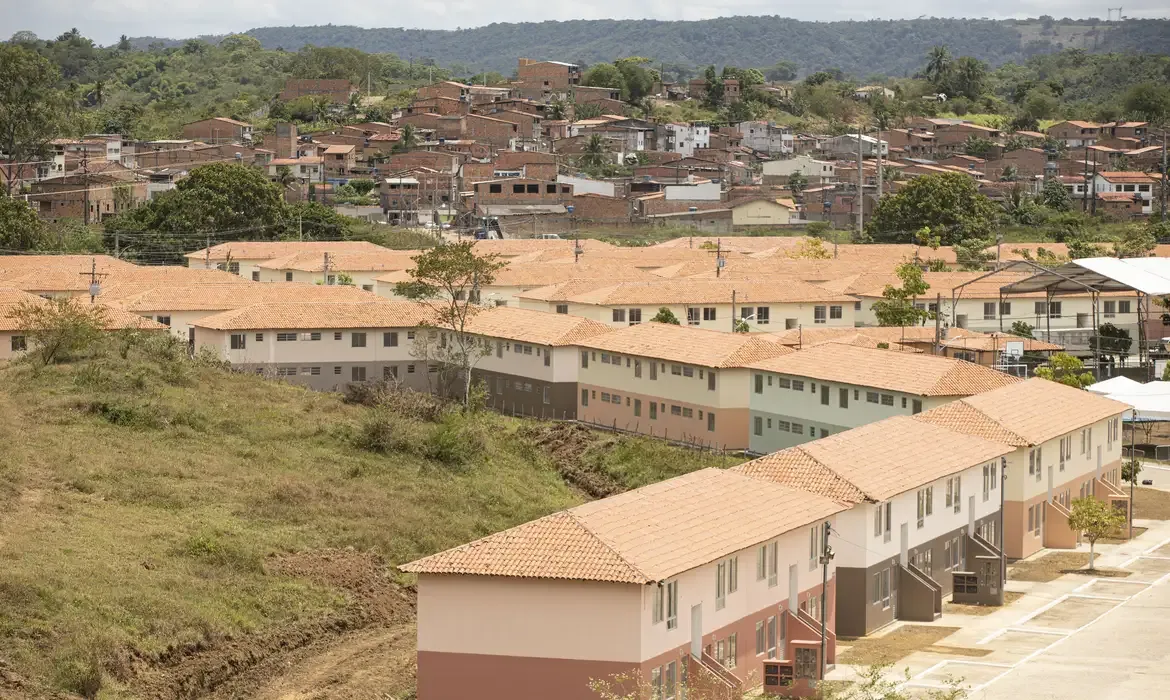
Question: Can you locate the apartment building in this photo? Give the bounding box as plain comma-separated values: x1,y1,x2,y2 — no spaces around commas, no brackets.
573,323,792,449
1,288,167,360
193,300,434,390
1047,120,1100,148
180,117,253,145
735,416,1013,636
737,121,793,155
745,344,1021,453
663,123,711,158
184,241,387,275
402,467,846,700
761,155,836,186
461,307,612,419
516,58,581,90
1092,171,1158,215
517,279,858,332
254,251,420,289
915,378,1129,560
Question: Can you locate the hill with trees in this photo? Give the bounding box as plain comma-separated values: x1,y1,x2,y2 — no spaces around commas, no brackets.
141,17,1170,79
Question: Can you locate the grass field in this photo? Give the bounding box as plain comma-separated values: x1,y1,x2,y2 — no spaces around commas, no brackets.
0,337,730,698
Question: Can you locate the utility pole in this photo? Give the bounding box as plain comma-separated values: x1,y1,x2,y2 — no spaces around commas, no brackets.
323,252,331,284
857,124,864,239
1090,157,1099,216
298,211,303,242
1082,144,1090,213
819,520,834,682
81,151,90,226
1161,128,1167,219
715,238,723,278
876,128,883,201
731,290,736,332
114,231,120,259
205,233,211,268
88,258,98,303
933,292,942,354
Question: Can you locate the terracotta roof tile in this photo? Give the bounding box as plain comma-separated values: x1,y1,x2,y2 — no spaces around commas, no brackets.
463,306,613,346
747,343,1021,396
560,279,854,306
913,401,1028,446
191,300,432,330
110,282,371,312
574,322,793,368
184,241,387,262
0,288,167,332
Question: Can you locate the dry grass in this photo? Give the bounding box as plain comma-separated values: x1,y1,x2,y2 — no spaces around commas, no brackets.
1099,526,1148,545
1134,487,1170,521
837,626,990,666
943,591,1024,616
0,339,728,697
1009,551,1132,582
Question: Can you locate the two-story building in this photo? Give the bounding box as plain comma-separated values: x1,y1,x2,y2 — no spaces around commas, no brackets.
1,288,168,360
745,343,1021,453
915,378,1130,560
760,155,836,186
737,121,793,155
1047,121,1101,148
402,467,847,700
1092,171,1158,216
184,241,387,275
735,416,1013,636
572,322,793,450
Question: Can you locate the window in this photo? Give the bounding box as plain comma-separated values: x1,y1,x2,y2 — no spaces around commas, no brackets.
880,394,894,406
767,541,778,587
653,585,664,624
665,581,678,629
912,399,922,414
755,374,764,394
629,308,642,325
839,388,849,408
814,306,827,324
334,332,343,340
708,412,716,432
351,366,366,382
334,366,342,375
650,402,657,419
756,306,770,324
1119,300,1131,314
512,184,524,194
255,333,264,342
526,183,539,193
682,366,694,378
277,332,297,342
651,667,661,699
546,184,557,194
866,391,879,404
665,661,676,700
581,351,589,368
285,272,294,282
984,302,996,320
581,388,588,407
829,305,842,320
708,371,716,391
703,307,717,321
726,633,737,670
300,332,321,341
820,384,829,405
791,421,804,434
276,367,297,376
1104,300,1116,317
156,315,171,327
556,304,568,314
351,332,367,348
791,380,804,392
384,365,398,379
716,561,727,610
671,404,682,416
384,332,398,347
230,333,246,350
251,271,260,281
766,615,777,657
612,308,626,323
671,364,682,376
754,416,764,436
687,307,700,325
756,621,766,656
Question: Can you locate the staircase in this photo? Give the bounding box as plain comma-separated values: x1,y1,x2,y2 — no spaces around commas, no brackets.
899,563,942,621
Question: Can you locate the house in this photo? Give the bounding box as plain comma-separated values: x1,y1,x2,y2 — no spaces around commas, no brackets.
1102,121,1148,142
687,78,709,100
940,333,1063,367
882,129,935,158
255,250,420,289
1092,171,1158,215
986,148,1049,180
664,123,711,158
184,241,387,274
0,288,168,360
27,173,147,222
1096,192,1146,220
1047,121,1101,148
916,378,1130,560
745,343,1021,453
193,300,433,389
322,145,357,178
737,121,793,155
268,157,323,184
181,117,253,145
472,177,572,216
734,415,1013,636
853,86,894,100
822,134,887,158
280,79,356,104
407,96,469,117
729,197,796,227
416,81,471,102
437,114,519,148
516,58,581,90
929,123,1001,156
402,467,846,700
573,322,792,449
761,155,835,186
519,279,857,333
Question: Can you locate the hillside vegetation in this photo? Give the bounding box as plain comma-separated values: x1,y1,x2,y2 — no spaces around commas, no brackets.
154,17,1170,78
0,336,731,699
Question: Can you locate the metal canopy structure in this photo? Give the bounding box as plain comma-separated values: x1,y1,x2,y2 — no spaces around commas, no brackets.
997,257,1169,375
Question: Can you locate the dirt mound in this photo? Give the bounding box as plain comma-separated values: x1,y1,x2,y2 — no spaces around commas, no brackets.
516,422,621,498
0,659,64,700
129,549,415,699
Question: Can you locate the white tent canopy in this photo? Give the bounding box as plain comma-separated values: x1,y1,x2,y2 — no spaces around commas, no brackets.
1001,257,1170,296
1087,378,1170,421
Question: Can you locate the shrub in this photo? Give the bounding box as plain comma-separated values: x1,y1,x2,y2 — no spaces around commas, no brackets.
86,400,164,429
423,416,486,467
354,408,423,455
51,650,103,699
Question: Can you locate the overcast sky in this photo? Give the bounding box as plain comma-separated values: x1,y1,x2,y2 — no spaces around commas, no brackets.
4,1,1168,46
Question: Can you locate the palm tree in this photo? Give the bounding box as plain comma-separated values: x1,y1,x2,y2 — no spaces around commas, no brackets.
311,96,331,123
1000,164,1020,182
925,46,952,89
580,134,607,168
275,165,298,202
400,124,418,149
347,92,362,121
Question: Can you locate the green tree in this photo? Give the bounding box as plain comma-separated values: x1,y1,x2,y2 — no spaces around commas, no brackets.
1113,225,1156,258
0,194,47,250
1123,459,1143,484
282,201,353,240
964,135,995,158
788,171,808,198
650,307,680,325
1040,178,1072,212
764,61,798,82
866,173,999,245
0,44,67,195
1090,323,1133,363
1068,497,1126,570
924,45,953,90
950,56,988,100
733,317,750,333
701,65,724,110
1122,83,1170,125
615,57,655,102
954,237,994,270
393,242,505,408
1035,353,1095,389
579,134,608,169
1010,321,1034,338
582,63,625,92
11,297,107,366
872,262,931,326
574,102,604,120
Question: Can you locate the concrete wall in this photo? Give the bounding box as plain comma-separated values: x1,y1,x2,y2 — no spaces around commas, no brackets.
517,302,857,333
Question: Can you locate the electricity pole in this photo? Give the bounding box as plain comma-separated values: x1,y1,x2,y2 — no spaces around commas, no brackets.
876,127,883,201
731,290,736,332
819,520,834,682
1161,128,1167,219
857,125,864,239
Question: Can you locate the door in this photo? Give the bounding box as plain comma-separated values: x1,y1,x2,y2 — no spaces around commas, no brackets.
839,387,848,409
187,327,195,354
690,604,702,658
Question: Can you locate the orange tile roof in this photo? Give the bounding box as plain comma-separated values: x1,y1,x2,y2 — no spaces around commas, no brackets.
0,288,167,332
484,260,653,287
464,306,613,346
558,279,854,306
184,241,387,262
915,378,1128,445
941,332,1063,353
737,416,1015,502
401,468,847,582
110,282,371,312
913,401,1028,446
573,321,792,368
258,250,422,273
1097,171,1157,183
192,300,433,331
768,325,939,346
747,343,1021,396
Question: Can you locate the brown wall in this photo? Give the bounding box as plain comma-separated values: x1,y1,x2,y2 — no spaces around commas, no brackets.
474,368,578,419
418,651,630,700
417,83,469,101
570,194,632,222
181,119,248,144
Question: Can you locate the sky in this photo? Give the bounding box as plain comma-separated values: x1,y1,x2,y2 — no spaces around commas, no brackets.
4,1,1168,46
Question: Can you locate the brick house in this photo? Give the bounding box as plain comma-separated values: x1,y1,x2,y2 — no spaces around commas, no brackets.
384,151,461,174
407,97,469,116
931,123,1002,155
416,81,470,101
569,192,633,223
986,147,1049,180
28,173,147,222
1093,171,1158,215
322,145,356,178
397,113,443,131
1047,121,1101,148
1095,192,1145,220
484,110,543,142
437,114,519,148
280,79,356,104
181,117,253,144
472,177,573,209
516,58,581,89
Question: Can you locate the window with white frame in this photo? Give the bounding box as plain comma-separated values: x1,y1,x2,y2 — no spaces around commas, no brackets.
768,541,778,587
814,306,827,324
653,585,664,624
716,560,727,610
666,580,678,629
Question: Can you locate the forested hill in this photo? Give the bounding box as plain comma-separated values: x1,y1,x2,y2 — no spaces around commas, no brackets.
133,17,1170,78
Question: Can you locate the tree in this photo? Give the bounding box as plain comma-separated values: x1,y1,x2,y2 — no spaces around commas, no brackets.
0,194,47,250
924,46,953,89
582,63,625,92
786,237,831,260
1090,323,1132,363
964,135,995,158
950,56,988,100
1035,353,1094,389
764,61,798,82
0,44,67,195
396,124,418,151
872,262,931,327
701,65,724,110
11,297,107,366
393,242,505,408
788,171,808,198
117,34,132,51
579,134,608,169
282,201,353,240
954,238,994,271
733,317,750,333
1113,225,1156,258
1040,178,1072,212
867,173,999,245
1068,497,1126,570
1123,459,1143,484
615,57,655,102
1010,321,1034,338
574,102,604,120
1122,83,1170,125
650,307,680,325
1000,165,1020,182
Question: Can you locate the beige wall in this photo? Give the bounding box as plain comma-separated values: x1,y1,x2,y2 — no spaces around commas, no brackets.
257,268,388,291
519,302,857,333
196,326,420,366
731,200,793,226
0,331,27,361
416,574,643,662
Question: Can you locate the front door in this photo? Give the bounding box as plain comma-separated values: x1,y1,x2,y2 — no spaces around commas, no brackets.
690,604,702,658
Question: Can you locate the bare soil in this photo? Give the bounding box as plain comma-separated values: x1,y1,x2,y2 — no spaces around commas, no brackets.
1099,526,1148,544
128,548,418,700
1134,487,1170,521
516,422,623,497
1009,551,1131,582
837,626,990,666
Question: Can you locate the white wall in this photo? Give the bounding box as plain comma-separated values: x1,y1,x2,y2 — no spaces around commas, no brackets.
1004,416,1121,504
197,326,420,366
558,174,615,198
577,349,749,410
665,181,721,201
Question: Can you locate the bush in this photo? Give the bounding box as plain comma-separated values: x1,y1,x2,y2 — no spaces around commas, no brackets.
354,408,423,454
423,415,486,467
86,400,164,429
51,651,103,699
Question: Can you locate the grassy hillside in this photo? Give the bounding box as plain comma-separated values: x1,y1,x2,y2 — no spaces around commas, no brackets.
0,336,731,699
